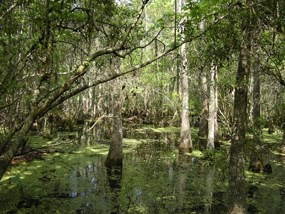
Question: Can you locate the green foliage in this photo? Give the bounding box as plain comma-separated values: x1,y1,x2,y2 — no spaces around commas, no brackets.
202,149,227,167
9,174,25,197
0,3,285,214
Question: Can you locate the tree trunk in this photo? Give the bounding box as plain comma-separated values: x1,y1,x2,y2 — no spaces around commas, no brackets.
197,17,208,150
214,69,219,143
180,44,192,153
0,0,54,179
0,45,127,180
207,63,217,149
252,40,262,143
0,114,35,180
248,47,263,172
178,0,192,154
106,57,123,168
198,67,208,150
228,19,251,214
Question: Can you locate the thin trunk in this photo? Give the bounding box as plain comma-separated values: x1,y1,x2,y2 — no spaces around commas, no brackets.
198,68,208,150
248,48,262,172
177,53,182,97
247,73,254,126
214,72,219,144
106,57,123,167
174,0,180,97
198,19,208,151
207,63,217,149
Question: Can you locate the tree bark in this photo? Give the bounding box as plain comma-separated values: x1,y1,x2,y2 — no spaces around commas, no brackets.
252,41,261,141
228,17,251,214
106,57,123,168
207,63,217,149
178,0,192,154
179,43,192,153
248,46,263,172
0,114,35,179
198,18,208,151
198,67,209,150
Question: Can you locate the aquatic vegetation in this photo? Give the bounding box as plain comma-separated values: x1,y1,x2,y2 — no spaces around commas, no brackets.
0,127,284,213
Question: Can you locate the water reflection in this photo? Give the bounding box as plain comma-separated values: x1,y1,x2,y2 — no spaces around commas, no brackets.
106,163,122,214
205,166,215,213
227,143,247,214
68,162,98,199
2,128,285,213
61,137,230,213
175,155,193,212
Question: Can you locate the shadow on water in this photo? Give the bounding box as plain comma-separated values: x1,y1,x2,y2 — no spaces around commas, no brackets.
0,127,285,213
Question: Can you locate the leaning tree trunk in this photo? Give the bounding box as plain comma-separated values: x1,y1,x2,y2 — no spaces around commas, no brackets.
0,44,125,180
178,0,192,154
0,0,53,179
0,114,35,180
105,57,123,168
228,16,251,214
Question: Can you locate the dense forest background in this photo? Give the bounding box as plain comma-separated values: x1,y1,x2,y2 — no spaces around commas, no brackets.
1,0,285,213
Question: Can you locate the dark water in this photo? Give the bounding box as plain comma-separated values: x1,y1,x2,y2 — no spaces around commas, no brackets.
0,128,285,213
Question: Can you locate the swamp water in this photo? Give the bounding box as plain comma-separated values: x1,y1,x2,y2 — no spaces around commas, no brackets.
0,126,285,213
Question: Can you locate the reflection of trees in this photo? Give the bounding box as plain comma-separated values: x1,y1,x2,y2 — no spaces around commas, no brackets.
106,163,123,214
178,171,186,211
204,166,215,213
176,155,190,212
67,156,111,213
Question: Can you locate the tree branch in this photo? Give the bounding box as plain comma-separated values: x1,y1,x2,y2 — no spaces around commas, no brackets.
121,1,148,47
0,2,17,20
37,12,226,117
116,28,165,58
39,36,201,116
